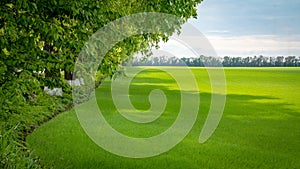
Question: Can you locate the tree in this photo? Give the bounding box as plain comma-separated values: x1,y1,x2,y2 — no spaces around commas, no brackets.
0,0,204,122
1,0,203,98
275,56,285,67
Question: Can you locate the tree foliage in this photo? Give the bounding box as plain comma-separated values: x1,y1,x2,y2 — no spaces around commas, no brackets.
0,0,202,114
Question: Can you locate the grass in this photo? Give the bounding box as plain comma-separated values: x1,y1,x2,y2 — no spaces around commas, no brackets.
27,67,300,169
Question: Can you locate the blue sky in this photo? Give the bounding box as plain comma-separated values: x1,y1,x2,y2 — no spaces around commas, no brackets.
187,0,300,57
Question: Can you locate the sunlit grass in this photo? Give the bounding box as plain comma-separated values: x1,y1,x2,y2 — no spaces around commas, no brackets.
27,67,300,169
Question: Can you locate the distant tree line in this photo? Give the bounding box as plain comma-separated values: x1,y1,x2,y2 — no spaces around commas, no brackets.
133,55,300,67
133,56,185,66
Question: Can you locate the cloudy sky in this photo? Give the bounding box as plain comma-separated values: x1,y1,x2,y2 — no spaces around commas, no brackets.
187,0,300,57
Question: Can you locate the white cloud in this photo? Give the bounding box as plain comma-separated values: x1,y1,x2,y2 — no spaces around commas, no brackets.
206,30,229,34
206,35,300,57
153,39,199,58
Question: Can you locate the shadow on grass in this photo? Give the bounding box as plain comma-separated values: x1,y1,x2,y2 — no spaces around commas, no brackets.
27,88,300,169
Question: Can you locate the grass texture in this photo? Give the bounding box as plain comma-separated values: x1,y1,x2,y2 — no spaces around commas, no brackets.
27,67,300,169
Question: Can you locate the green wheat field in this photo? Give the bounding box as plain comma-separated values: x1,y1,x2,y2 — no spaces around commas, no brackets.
27,67,300,169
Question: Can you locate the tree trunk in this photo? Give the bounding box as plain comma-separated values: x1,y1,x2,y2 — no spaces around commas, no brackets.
64,70,73,80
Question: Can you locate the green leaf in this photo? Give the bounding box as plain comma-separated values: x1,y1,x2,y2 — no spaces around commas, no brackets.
5,3,14,8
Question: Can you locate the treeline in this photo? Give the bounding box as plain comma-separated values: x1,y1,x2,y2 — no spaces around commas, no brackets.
133,55,300,67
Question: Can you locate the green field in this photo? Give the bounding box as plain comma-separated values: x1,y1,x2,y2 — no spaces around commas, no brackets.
27,67,300,169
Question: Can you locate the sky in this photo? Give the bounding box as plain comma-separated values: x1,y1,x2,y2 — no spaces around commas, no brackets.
187,0,300,57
